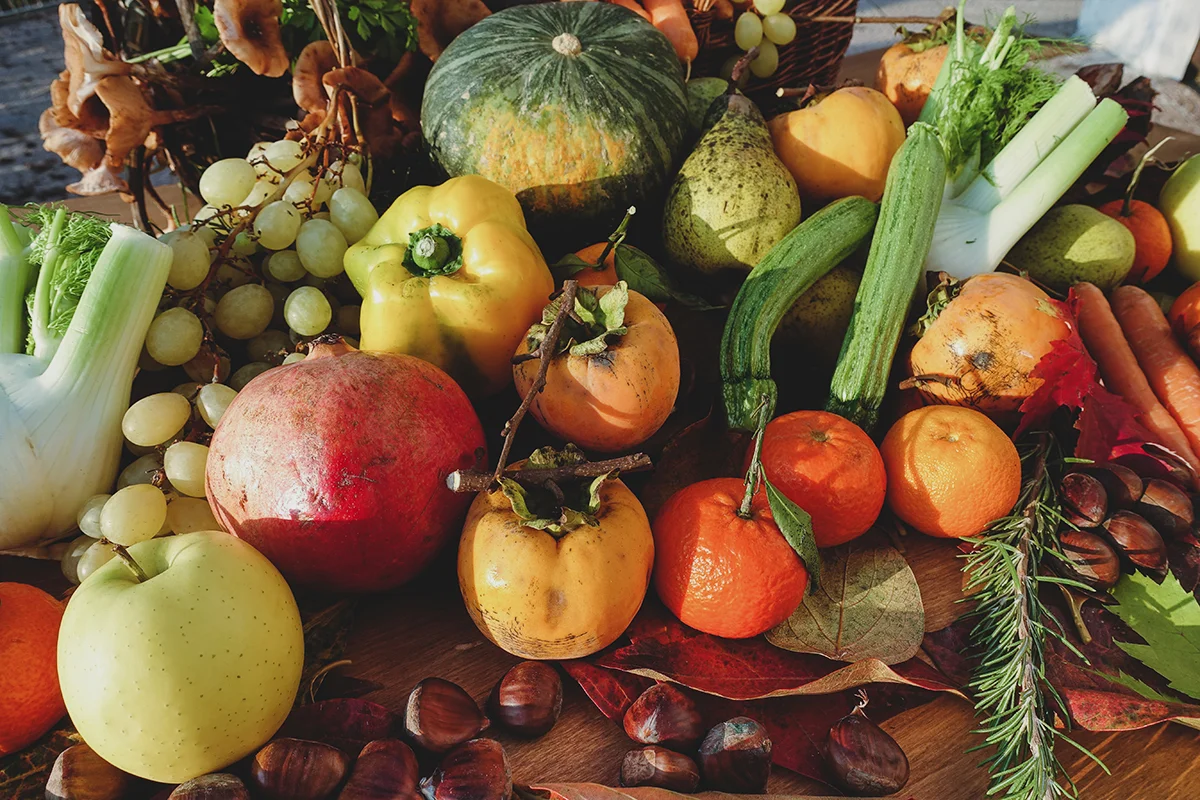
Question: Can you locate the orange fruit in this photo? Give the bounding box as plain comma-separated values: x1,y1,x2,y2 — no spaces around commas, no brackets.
1098,199,1173,284
0,582,66,755
755,410,886,547
572,242,618,288
652,478,808,638
880,405,1021,538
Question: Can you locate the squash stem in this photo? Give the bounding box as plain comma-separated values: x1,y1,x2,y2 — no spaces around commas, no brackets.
737,397,770,519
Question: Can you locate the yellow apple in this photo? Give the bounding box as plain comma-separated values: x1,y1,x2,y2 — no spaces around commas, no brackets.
1160,153,1200,281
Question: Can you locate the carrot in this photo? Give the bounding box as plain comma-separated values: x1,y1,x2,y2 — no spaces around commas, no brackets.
1075,282,1200,480
642,0,699,64
1110,284,1200,476
602,0,652,21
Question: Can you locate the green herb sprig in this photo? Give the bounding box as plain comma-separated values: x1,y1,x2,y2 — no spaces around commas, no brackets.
962,434,1105,800
281,0,418,64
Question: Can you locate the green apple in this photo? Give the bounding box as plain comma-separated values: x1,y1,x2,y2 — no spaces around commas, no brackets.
57,531,304,784
1161,153,1200,281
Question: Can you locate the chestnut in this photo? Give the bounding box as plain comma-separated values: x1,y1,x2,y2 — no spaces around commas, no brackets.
623,682,705,752
1083,463,1143,509
45,744,135,800
1136,479,1194,538
337,739,420,800
697,717,772,794
1056,528,1122,591
251,738,351,800
419,738,512,800
1060,472,1107,528
825,697,909,797
620,746,701,792
488,662,563,737
405,677,490,753
1102,511,1169,579
169,774,251,800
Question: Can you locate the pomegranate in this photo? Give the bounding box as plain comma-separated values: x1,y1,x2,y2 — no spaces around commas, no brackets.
206,340,486,592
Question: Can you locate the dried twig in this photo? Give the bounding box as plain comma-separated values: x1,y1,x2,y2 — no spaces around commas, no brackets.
449,453,652,494
489,280,580,487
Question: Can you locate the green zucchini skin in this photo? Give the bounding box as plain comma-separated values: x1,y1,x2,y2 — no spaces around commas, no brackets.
720,196,879,432
826,122,947,432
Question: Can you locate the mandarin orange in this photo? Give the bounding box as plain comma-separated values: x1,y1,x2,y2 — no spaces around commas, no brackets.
880,406,1021,538
0,583,66,755
755,410,886,547
652,478,808,638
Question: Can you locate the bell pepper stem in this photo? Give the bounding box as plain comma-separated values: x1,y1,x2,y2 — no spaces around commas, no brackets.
404,224,464,277
413,233,452,272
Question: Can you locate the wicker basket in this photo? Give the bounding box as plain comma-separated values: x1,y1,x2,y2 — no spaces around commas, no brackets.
688,0,859,105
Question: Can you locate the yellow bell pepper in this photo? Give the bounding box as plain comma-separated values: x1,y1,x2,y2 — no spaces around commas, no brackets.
344,175,554,396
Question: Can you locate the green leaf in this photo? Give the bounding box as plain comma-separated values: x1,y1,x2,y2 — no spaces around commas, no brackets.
763,476,820,591
551,253,595,278
1111,570,1200,701
614,245,720,310
597,280,628,330
766,534,923,664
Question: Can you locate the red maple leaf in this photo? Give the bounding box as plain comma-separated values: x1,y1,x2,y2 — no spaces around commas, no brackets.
1015,295,1099,437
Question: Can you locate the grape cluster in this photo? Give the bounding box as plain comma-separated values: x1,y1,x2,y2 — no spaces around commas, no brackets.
733,0,797,79
61,384,239,584
149,137,377,378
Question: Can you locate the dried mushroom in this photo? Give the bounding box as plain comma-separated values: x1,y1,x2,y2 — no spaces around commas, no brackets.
410,0,490,61
213,0,290,78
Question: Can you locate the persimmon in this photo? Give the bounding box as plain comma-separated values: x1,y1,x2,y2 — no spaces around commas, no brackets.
514,282,680,453
905,273,1071,420
572,241,617,288
458,448,654,659
874,41,948,126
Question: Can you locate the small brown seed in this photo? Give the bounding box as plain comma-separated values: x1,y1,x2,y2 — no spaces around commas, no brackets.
405,677,490,753
338,740,420,800
169,774,251,800
623,682,705,752
697,717,772,794
45,744,134,800
1060,473,1108,528
250,738,350,800
1057,529,1122,591
1084,463,1143,508
620,746,701,792
419,738,511,800
1136,479,1194,537
1103,511,1169,579
826,706,909,797
488,662,563,738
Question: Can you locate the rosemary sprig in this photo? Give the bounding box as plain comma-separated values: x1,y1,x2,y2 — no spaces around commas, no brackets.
961,433,1104,800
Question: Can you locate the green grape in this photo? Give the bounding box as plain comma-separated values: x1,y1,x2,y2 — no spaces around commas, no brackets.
734,12,764,50
101,484,168,546
215,284,274,340
230,231,258,257
283,352,306,365
199,158,256,208
161,229,212,290
146,307,204,367
753,0,785,14
247,329,292,364
285,286,333,336
172,381,201,400
247,141,271,160
265,139,305,173
76,541,115,583
164,442,209,498
230,361,274,391
196,383,238,428
254,201,302,250
325,161,366,195
76,494,111,539
167,497,223,535
296,219,348,278
193,204,220,224
118,453,165,490
61,535,95,584
122,393,191,447
762,12,796,44
239,180,277,209
214,260,253,289
329,188,379,245
189,225,218,249
750,39,779,77
267,250,306,282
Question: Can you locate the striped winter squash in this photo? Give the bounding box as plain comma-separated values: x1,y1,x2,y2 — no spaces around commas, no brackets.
421,2,688,232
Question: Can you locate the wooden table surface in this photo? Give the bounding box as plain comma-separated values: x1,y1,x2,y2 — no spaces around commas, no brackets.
4,45,1200,800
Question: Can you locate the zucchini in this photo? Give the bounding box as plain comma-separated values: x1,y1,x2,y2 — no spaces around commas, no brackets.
827,122,947,432
720,196,879,432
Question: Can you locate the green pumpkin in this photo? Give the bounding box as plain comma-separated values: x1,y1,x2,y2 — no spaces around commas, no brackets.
421,2,688,233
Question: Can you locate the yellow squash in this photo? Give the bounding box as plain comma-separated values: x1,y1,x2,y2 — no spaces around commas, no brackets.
458,454,654,660
344,175,555,396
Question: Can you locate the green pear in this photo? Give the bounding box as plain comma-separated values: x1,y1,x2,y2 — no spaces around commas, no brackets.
775,265,862,367
1006,204,1136,291
1160,153,1200,281
685,77,729,134
663,94,802,273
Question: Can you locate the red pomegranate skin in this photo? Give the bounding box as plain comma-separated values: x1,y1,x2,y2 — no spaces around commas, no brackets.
206,343,486,592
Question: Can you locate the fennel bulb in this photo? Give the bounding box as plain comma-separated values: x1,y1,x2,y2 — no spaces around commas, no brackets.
0,207,171,551
920,3,1129,279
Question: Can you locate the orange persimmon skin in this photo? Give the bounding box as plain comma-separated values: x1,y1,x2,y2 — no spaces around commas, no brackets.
572,242,618,287
514,287,680,453
1097,199,1173,285
874,42,948,126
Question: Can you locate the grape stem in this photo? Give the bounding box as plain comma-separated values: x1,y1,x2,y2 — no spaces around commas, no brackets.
106,540,149,583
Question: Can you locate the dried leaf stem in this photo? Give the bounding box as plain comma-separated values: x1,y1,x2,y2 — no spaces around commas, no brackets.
449,454,652,493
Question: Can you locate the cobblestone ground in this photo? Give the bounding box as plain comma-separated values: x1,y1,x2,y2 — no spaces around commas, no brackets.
0,7,79,203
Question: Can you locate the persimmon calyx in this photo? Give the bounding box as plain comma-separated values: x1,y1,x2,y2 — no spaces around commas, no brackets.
524,281,629,358
498,445,614,535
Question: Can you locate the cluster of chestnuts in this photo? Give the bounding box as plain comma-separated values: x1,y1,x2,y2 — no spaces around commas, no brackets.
1055,463,1195,591
617,683,772,794
46,661,563,800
